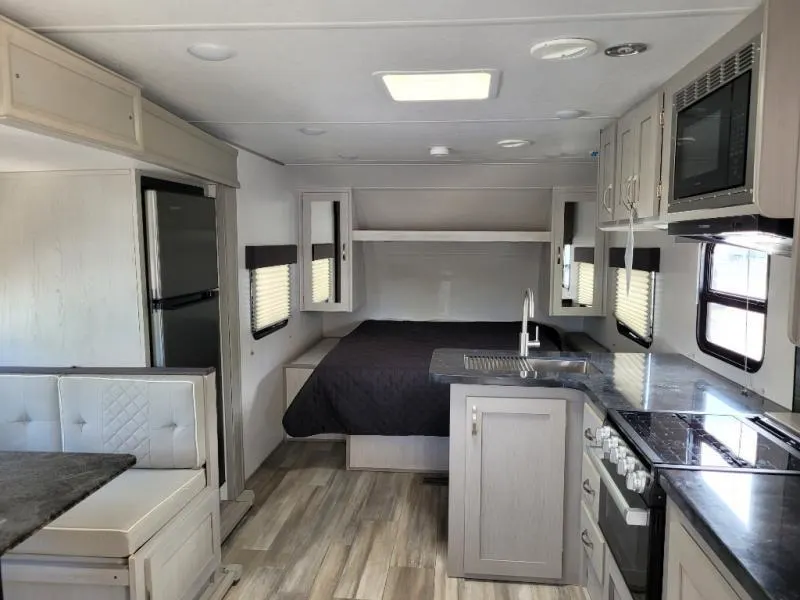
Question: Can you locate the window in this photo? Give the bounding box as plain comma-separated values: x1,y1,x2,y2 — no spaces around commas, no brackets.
614,268,656,348
576,262,595,307
246,244,297,340
697,244,768,371
311,258,333,304
250,265,291,339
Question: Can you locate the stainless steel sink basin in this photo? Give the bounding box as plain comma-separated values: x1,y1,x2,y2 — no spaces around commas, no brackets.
464,353,598,375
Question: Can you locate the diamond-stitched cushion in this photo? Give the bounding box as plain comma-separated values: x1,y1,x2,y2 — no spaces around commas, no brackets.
59,376,204,468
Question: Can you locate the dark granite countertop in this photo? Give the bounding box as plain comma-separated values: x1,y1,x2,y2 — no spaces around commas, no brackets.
430,349,782,416
0,452,136,555
661,470,800,600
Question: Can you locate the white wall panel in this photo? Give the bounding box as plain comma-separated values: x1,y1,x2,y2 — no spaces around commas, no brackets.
236,150,323,478
323,242,584,337
0,170,147,367
585,231,795,409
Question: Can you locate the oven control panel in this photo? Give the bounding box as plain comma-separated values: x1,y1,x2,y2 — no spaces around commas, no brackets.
594,426,652,493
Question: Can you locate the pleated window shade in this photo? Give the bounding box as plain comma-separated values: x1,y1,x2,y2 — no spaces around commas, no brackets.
614,268,655,342
250,264,291,337
312,258,333,304
576,262,595,306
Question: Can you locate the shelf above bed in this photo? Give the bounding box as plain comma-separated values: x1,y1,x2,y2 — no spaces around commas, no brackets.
351,230,552,243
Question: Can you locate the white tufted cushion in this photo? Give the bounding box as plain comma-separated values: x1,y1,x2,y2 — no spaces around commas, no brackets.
58,377,206,469
0,375,61,451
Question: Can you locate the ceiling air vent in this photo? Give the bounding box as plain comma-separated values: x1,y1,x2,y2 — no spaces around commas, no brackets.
674,37,760,112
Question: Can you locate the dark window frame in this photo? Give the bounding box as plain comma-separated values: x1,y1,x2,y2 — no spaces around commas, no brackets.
249,265,290,340
696,244,768,372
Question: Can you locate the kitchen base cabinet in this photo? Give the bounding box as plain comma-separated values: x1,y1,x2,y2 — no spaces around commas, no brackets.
664,501,751,600
448,385,585,584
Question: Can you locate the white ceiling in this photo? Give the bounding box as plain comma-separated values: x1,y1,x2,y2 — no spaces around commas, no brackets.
0,0,760,165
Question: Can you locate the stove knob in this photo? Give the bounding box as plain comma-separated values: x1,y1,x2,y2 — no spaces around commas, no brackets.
626,470,650,494
611,445,628,466
618,455,638,476
603,435,619,454
594,426,612,447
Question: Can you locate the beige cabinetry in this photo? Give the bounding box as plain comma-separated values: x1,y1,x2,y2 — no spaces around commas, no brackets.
664,501,751,600
580,402,607,600
597,124,617,226
141,100,238,188
0,16,239,187
614,92,665,223
0,17,142,152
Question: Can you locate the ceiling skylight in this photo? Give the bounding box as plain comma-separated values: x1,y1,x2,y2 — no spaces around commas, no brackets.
376,70,500,102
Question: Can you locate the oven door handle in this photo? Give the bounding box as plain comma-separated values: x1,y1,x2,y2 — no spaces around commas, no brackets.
587,448,650,527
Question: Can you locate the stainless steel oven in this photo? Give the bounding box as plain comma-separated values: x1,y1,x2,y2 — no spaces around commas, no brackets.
591,425,666,600
668,37,761,213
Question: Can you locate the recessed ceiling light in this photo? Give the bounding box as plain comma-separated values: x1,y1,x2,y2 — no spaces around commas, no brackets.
430,146,451,157
298,127,327,136
376,70,500,102
555,109,587,120
187,43,237,62
604,43,649,58
497,139,532,149
337,154,360,161
530,39,598,61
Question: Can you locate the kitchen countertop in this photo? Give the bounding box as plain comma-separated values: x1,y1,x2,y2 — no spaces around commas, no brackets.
0,451,136,554
660,470,800,600
430,349,783,415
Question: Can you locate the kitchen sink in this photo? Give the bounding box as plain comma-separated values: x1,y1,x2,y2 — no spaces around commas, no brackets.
463,353,598,375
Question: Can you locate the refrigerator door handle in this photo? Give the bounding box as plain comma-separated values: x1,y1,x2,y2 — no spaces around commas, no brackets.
144,190,163,300
151,308,166,367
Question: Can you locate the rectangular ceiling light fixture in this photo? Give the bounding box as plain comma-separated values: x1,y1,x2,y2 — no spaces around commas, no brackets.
376,70,500,102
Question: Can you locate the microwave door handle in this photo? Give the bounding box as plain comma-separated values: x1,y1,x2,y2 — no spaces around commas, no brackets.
586,449,650,527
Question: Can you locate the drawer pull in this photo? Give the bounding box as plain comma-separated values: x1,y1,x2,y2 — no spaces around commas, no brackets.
582,479,596,496
584,427,595,442
472,406,478,436
581,530,594,550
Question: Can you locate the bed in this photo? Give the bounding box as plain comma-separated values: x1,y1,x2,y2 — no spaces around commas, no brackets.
282,320,562,463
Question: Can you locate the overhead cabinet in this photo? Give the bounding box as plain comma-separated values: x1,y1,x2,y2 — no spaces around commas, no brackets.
615,92,665,223
597,124,617,225
0,16,239,187
0,17,143,153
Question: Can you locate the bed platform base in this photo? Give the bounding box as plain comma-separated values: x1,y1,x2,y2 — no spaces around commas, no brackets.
346,435,448,473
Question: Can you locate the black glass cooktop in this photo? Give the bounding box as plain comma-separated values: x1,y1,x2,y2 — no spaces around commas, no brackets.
616,411,800,472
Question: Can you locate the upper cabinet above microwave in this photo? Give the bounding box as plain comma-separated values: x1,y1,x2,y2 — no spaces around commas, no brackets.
662,0,800,222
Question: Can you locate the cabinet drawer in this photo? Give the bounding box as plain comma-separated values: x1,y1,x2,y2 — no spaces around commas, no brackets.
4,24,142,151
583,402,603,445
582,451,601,519
586,557,604,600
580,502,606,581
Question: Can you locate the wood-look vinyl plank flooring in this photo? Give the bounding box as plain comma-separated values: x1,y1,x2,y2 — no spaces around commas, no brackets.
223,441,582,600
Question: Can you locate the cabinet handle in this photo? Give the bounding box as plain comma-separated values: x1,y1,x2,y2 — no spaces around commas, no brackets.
582,479,596,496
584,427,595,442
472,406,478,436
602,184,612,214
556,246,562,266
342,242,347,262
581,530,594,550
630,174,639,213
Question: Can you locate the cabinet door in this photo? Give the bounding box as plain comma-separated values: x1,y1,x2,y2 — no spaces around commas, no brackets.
615,115,637,222
301,190,355,312
604,548,636,600
597,124,617,224
464,396,566,579
630,93,664,220
1,22,142,152
665,521,741,600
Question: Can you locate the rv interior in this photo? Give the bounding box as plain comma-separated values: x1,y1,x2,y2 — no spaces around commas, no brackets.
1,1,800,600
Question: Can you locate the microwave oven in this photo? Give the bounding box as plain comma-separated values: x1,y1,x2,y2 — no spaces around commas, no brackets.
668,37,761,214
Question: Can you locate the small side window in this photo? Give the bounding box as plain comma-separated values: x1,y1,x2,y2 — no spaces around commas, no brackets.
614,268,656,348
246,245,297,340
697,244,768,371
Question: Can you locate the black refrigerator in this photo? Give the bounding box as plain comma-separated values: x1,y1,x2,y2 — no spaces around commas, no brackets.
143,181,225,483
